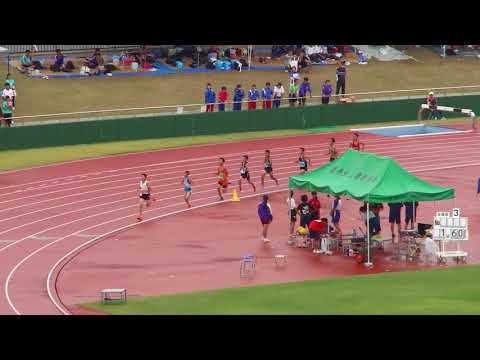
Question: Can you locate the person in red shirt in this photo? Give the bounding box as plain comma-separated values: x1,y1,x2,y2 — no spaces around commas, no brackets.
216,157,229,201
308,191,321,219
426,91,441,119
350,132,365,151
218,86,228,112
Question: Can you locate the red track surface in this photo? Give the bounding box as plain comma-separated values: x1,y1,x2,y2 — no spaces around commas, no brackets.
0,124,479,315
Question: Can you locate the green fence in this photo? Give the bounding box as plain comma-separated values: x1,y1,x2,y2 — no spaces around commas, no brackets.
1,95,477,151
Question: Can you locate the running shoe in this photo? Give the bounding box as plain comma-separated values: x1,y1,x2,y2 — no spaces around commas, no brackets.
264,238,270,243
137,215,143,221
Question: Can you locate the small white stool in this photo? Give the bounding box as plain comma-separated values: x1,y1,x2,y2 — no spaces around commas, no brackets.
274,255,287,268
100,288,127,304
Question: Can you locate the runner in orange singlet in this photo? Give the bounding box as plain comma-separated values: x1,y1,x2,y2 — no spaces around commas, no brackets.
216,157,229,201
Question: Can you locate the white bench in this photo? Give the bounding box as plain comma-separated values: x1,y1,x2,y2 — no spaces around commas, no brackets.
436,251,468,264
101,288,127,304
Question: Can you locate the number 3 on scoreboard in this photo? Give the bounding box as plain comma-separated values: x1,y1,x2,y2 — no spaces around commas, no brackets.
452,208,460,218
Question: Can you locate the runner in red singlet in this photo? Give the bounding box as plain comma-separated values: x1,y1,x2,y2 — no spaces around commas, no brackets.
350,132,364,151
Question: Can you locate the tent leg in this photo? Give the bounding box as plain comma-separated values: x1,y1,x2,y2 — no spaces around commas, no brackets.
364,202,373,268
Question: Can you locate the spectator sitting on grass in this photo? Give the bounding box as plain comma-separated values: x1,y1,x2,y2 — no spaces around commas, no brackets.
298,51,311,72
20,50,33,74
51,49,65,72
218,86,228,112
273,82,285,109
84,48,104,75
322,79,333,104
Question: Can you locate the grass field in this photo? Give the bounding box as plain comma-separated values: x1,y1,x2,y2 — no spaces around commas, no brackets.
4,47,480,120
0,117,472,172
82,265,480,315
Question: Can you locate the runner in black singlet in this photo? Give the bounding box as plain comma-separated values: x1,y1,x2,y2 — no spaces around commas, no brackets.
261,149,279,188
238,155,256,192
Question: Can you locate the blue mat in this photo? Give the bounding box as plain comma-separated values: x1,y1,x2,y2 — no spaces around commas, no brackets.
357,125,467,137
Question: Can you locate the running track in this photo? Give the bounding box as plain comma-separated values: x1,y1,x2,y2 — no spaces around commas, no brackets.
0,125,479,315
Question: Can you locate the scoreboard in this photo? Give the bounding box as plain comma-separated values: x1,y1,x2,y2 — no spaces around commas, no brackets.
433,208,468,241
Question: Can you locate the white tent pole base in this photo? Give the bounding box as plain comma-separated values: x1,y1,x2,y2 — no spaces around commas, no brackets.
364,262,373,268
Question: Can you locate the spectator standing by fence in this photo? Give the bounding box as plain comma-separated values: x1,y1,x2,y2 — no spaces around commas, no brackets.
2,82,15,110
204,83,216,112
262,82,273,109
273,82,285,109
289,79,299,107
335,60,347,96
233,84,244,111
2,96,13,127
218,86,228,112
298,77,312,107
5,74,16,109
322,80,333,104
248,84,260,110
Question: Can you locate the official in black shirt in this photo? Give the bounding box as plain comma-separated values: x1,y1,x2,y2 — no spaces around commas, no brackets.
335,60,347,95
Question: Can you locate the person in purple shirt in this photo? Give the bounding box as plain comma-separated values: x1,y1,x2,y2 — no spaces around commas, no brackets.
248,84,260,111
258,194,273,243
262,82,273,109
298,77,312,107
322,79,333,104
204,83,216,112
233,84,244,111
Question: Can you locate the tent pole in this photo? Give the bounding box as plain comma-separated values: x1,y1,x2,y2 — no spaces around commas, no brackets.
412,201,416,230
365,202,373,267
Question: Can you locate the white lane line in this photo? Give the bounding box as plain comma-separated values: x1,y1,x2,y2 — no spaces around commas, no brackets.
9,185,287,315
0,129,477,193
0,149,478,239
2,137,480,209
27,236,59,241
2,144,478,313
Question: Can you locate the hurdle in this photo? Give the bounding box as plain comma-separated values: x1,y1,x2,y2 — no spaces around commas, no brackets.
418,104,477,130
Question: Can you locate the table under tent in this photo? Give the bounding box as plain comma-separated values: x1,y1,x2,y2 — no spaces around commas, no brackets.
288,149,455,266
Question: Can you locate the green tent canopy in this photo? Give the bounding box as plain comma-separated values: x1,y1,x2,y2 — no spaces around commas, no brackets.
288,149,455,203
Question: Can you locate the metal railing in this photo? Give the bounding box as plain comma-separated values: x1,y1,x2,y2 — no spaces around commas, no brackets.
7,85,480,127
0,45,143,55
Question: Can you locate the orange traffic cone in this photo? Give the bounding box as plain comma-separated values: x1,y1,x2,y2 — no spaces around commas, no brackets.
232,189,240,202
